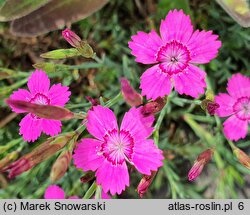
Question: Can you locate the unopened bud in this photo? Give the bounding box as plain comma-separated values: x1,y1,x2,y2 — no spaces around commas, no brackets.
137,171,157,198
6,99,74,120
50,150,72,183
141,97,165,116
62,29,81,48
120,78,142,107
2,133,74,178
188,148,214,181
201,99,219,116
234,148,250,170
86,96,100,108
80,171,95,183
0,151,19,170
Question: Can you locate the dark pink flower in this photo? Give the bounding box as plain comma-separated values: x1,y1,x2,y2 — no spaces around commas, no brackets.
8,69,71,142
73,105,164,195
215,73,250,141
128,10,221,100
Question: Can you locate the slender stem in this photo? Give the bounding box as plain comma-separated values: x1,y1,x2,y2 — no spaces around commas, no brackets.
153,101,169,146
0,138,23,154
83,181,97,199
227,140,236,150
105,92,122,107
94,185,102,199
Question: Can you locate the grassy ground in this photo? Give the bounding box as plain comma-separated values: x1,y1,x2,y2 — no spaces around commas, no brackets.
0,0,250,198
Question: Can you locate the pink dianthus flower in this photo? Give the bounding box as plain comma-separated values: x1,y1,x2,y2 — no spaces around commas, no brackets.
215,73,250,141
73,105,164,195
8,69,71,142
128,10,221,100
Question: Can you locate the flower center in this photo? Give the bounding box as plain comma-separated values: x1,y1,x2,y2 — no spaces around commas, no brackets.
100,129,134,165
29,93,51,119
156,40,191,75
233,97,250,120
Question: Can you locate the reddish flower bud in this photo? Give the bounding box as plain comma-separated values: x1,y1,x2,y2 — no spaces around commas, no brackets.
188,149,214,181
201,99,220,116
86,96,100,108
234,148,250,170
6,99,74,120
141,97,165,116
50,150,72,183
137,171,157,198
120,78,142,107
2,133,74,178
80,171,95,183
62,29,81,48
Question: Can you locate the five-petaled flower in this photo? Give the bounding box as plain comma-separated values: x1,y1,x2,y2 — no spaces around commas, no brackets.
215,73,250,141
8,69,71,142
73,105,164,195
128,9,221,100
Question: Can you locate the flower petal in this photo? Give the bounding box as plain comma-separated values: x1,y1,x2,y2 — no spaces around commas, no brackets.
215,93,236,117
19,114,42,142
27,69,50,95
227,73,250,99
73,138,104,171
223,115,248,141
9,89,31,113
173,64,206,98
128,30,163,64
187,30,221,64
86,106,118,141
96,161,129,195
48,84,71,106
121,107,154,141
41,119,62,136
132,139,164,175
140,64,172,100
160,9,193,44
44,185,65,199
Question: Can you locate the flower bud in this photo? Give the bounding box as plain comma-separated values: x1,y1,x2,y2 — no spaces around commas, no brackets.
86,96,100,108
80,171,95,183
141,97,165,116
120,78,142,107
201,99,220,115
50,150,72,183
6,99,74,120
188,148,214,181
0,151,19,170
2,133,74,178
234,148,250,170
137,171,157,198
62,29,81,48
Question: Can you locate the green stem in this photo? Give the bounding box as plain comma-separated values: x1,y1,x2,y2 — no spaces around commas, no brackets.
173,97,201,105
83,181,97,199
153,101,169,146
94,185,102,199
227,140,236,150
105,92,122,107
0,138,23,154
